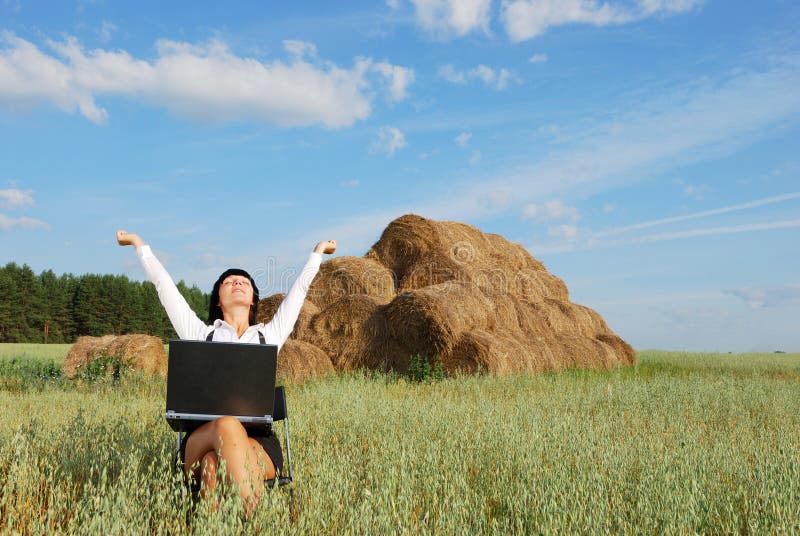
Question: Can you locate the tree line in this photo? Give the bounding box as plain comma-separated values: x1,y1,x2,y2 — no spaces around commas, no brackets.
0,262,209,343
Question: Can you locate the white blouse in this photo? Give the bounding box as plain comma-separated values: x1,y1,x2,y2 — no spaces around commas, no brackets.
136,245,321,351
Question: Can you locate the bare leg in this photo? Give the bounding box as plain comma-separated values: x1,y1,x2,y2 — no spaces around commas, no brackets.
199,451,219,500
184,416,273,504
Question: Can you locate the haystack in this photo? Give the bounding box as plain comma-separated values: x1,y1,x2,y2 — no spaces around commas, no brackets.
257,293,319,340
306,256,396,309
277,339,334,382
295,214,636,376
62,334,166,378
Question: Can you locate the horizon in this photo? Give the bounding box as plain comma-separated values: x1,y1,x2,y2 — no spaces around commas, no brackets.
1,0,798,353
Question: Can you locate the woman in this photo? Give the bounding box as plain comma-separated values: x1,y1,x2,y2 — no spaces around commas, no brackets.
116,230,336,507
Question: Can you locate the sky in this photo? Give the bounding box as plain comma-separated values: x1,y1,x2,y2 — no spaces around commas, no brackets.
1,0,798,352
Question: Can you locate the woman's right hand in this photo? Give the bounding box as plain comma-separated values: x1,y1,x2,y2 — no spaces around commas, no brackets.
116,230,144,248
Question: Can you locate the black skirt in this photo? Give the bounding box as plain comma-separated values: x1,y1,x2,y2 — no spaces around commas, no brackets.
179,426,283,475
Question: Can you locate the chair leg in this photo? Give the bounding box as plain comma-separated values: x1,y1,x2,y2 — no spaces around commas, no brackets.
279,417,293,486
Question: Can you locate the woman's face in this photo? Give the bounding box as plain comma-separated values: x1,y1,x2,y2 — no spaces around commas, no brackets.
217,274,255,312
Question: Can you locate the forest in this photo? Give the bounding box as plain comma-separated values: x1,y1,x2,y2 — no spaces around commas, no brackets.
0,262,209,343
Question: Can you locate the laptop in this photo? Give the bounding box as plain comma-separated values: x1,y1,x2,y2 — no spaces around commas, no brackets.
165,339,278,432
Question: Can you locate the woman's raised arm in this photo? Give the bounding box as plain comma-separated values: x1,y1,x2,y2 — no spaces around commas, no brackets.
116,229,207,340
264,240,336,348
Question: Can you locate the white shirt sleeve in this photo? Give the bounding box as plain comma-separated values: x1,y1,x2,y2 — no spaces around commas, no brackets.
136,245,208,340
262,251,322,349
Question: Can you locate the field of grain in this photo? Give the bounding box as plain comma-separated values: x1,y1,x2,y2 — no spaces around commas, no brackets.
0,344,798,534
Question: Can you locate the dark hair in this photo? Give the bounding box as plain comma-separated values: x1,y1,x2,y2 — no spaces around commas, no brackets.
208,268,260,326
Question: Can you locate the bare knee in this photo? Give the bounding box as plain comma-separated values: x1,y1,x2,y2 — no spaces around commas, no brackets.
211,416,248,444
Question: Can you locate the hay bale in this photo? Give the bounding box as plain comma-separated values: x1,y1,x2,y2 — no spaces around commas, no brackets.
62,335,115,378
277,339,334,382
529,299,609,338
62,334,166,378
365,214,478,290
303,294,387,369
383,281,493,357
442,329,531,375
546,334,621,369
365,214,568,301
444,330,577,375
485,233,547,272
257,293,319,340
306,256,396,310
595,333,637,367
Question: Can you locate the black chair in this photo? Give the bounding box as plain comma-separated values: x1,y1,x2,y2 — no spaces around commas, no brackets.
176,386,294,489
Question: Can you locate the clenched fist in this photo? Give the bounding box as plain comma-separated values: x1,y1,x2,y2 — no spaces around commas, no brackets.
314,240,337,255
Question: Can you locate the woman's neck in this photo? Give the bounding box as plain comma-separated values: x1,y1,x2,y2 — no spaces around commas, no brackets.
222,307,251,338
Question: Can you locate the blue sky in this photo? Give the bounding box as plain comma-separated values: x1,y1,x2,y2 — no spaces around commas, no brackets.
1,0,798,352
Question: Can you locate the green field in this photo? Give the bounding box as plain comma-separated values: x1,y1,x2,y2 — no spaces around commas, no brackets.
0,344,798,534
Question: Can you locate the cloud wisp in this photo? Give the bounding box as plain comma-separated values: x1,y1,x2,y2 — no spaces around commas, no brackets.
0,188,34,208
0,214,49,231
727,284,800,309
597,192,800,237
502,0,704,42
371,126,408,155
0,32,413,128
438,63,519,90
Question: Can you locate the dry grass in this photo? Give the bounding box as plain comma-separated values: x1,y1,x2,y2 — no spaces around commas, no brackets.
1,349,798,533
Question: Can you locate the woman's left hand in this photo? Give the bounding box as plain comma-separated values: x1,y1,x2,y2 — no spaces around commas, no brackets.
314,240,337,255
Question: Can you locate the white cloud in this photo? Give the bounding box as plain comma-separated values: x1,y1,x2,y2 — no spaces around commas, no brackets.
548,224,579,240
371,126,407,155
371,60,415,102
0,188,33,208
455,131,472,146
469,150,481,165
0,33,413,128
0,213,49,231
501,0,704,42
438,63,520,90
437,63,466,84
98,20,117,43
522,200,580,222
528,53,548,63
387,0,402,8
282,40,318,59
727,284,800,309
411,0,492,39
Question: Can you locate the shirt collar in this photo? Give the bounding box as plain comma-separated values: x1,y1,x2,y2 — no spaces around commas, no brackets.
212,319,263,332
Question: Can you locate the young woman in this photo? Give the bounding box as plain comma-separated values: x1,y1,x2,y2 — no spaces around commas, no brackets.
116,230,336,507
